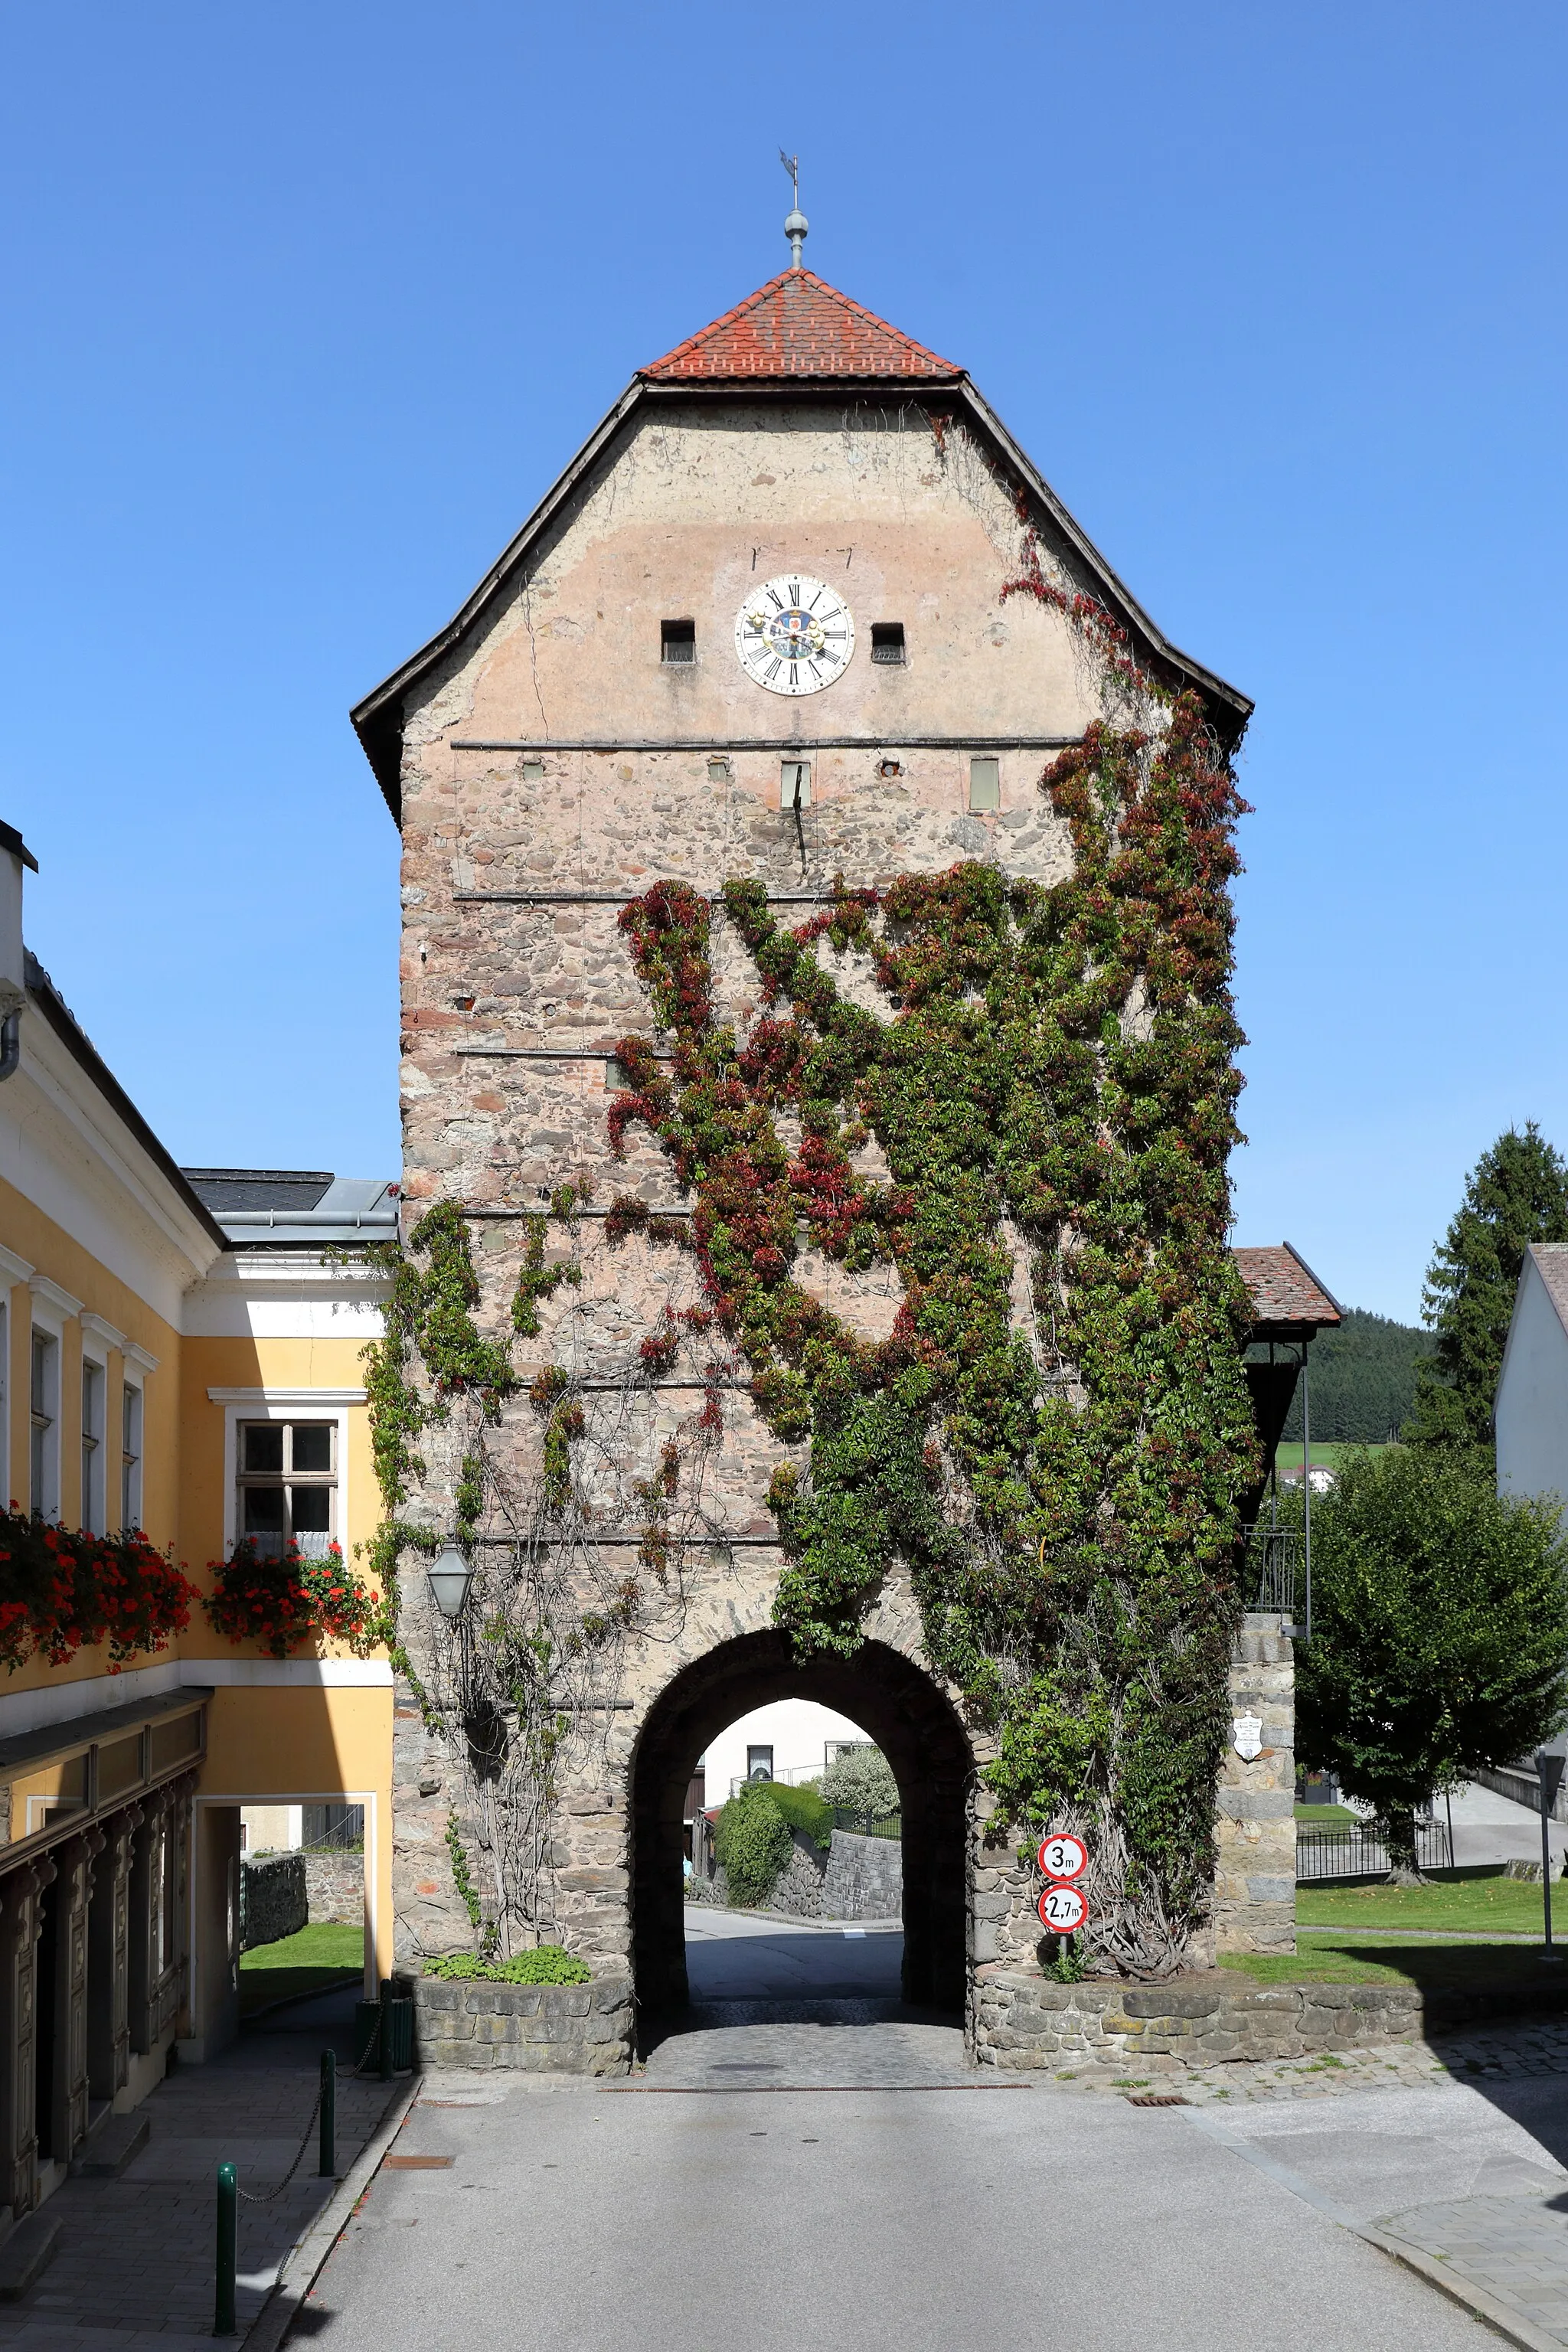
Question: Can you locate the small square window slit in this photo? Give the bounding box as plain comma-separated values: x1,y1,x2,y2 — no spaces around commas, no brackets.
661,619,696,664
871,623,906,665
520,758,545,782
707,756,730,782
969,756,1001,812
780,760,811,810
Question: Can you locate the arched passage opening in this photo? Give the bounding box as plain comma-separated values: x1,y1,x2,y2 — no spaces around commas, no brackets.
630,1631,974,2020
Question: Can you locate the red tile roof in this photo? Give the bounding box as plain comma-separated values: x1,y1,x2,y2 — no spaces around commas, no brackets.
1232,1244,1343,1334
640,269,964,385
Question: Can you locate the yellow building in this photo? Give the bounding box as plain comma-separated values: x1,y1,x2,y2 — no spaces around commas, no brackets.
0,818,394,2214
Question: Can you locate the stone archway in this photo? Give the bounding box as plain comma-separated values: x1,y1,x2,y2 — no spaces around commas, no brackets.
629,1630,975,2020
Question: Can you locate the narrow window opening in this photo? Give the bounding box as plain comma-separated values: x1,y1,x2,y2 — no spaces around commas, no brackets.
707,756,730,783
81,1359,103,1536
871,622,906,665
780,760,811,809
746,1745,775,1783
30,1330,58,1519
122,1382,142,1532
661,619,696,665
520,758,545,783
969,756,1001,812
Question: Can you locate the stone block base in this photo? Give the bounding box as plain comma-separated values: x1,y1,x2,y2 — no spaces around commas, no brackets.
409,1975,633,2075
972,1967,1568,2071
972,1968,1418,2069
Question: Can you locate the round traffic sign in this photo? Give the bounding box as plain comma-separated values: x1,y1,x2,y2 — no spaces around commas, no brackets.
1037,1882,1086,1935
1037,1833,1087,1884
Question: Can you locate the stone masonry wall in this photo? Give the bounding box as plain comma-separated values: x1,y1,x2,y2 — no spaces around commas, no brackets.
410,1973,633,2074
387,388,1267,2014
822,1830,902,1921
240,1853,307,1952
305,1850,364,1926
1216,1612,1295,1954
971,1971,1416,2072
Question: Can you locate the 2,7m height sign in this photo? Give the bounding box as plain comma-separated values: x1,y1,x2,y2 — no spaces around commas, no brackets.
1036,1833,1088,1936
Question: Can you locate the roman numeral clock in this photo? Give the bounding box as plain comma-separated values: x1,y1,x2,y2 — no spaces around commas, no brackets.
734,574,855,695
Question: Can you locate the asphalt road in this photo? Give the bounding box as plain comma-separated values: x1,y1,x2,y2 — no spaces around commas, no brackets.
305,2075,1491,2352
684,1904,904,2001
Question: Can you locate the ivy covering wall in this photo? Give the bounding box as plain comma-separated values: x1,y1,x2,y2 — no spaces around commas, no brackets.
610,692,1259,1976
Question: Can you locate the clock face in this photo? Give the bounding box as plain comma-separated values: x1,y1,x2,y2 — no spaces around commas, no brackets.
734,574,854,696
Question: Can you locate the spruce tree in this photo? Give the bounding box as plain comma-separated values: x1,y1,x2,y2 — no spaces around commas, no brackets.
1405,1123,1568,1449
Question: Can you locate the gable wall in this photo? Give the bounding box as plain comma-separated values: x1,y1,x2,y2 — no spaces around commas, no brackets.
1497,1256,1568,1514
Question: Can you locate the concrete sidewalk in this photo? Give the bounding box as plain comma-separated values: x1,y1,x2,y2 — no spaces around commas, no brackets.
0,1983,403,2352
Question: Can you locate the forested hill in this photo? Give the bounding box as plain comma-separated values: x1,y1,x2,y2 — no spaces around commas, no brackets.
1276,1308,1436,1442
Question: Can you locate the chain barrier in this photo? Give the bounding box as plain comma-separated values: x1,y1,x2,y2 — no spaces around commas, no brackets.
234,2004,394,2207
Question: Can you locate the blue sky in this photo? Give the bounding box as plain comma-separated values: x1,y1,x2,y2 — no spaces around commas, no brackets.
3,2,1563,1323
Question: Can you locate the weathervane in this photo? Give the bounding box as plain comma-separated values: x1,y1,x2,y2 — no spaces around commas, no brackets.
779,149,808,269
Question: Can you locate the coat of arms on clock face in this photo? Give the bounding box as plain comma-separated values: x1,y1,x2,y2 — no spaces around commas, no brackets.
735,573,855,696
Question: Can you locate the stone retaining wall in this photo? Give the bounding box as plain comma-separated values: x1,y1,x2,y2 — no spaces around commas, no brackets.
240,1853,307,1952
971,1967,1568,2070
972,1969,1417,2069
409,1974,634,2073
823,1829,902,1921
305,1849,364,1925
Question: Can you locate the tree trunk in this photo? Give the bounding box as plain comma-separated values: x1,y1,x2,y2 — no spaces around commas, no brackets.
1381,1806,1426,1886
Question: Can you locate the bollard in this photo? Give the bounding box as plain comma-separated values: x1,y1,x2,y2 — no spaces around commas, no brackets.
213,2163,237,2337
318,2048,336,2178
379,1981,393,2081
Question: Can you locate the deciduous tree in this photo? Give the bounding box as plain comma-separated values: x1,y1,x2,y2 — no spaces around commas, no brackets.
1295,1448,1568,1880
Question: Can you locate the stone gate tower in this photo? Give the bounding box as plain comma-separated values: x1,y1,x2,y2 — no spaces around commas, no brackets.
351,240,1259,2050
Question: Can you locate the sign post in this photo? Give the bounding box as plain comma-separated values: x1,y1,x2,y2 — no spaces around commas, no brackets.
1537,1746,1566,1959
1035,1832,1089,1965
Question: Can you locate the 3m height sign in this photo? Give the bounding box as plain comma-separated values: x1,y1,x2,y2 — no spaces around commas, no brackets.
1037,1833,1087,1884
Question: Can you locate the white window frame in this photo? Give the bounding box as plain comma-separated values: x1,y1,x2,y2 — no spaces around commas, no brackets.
80,1344,107,1537
121,1377,144,1533
28,1327,60,1521
235,1417,338,1557
209,1388,361,1558
0,1245,33,1512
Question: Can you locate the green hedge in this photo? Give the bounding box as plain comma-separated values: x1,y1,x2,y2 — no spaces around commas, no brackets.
714,1783,795,1905
421,1945,591,1984
763,1782,833,1851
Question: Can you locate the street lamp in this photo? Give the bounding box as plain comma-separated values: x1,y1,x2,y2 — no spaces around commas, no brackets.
427,1540,475,1622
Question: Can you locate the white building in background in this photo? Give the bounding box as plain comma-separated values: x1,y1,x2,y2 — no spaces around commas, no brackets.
700,1701,876,1808
1496,1244,1568,1512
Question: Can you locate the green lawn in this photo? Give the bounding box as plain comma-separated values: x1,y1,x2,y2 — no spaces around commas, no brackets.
1221,1936,1568,1990
1298,1871,1557,1938
1295,1804,1357,1825
239,1921,364,2015
1272,1442,1387,1475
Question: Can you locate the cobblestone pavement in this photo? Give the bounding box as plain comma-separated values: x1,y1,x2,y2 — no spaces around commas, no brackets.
644,2001,980,2087
0,1984,402,2352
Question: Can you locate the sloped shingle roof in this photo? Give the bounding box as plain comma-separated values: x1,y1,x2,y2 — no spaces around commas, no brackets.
640,269,963,385
1232,1243,1342,1334
1528,1243,1568,1338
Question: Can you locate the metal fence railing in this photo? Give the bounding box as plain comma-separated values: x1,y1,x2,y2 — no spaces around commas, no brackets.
831,1807,901,1842
1243,1526,1302,1615
1295,1818,1452,1881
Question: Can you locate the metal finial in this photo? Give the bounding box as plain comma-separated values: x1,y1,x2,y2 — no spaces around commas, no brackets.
779,148,808,268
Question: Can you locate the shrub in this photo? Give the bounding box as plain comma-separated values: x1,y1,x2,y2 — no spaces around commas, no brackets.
421,1945,591,1984
820,1745,899,1816
714,1782,794,1906
764,1781,833,1851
